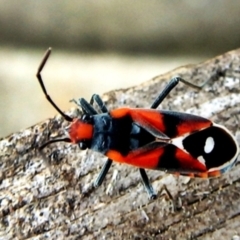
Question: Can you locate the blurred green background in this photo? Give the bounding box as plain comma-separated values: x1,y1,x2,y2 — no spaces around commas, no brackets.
1,1,240,137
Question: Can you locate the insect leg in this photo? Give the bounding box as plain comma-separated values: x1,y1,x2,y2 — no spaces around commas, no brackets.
141,76,211,198
139,168,157,199
94,159,113,187
138,78,180,197
72,94,108,114
89,94,113,185
74,96,112,185
150,77,180,109
72,97,113,187
178,77,212,90
150,76,212,109
90,94,108,113
78,98,98,115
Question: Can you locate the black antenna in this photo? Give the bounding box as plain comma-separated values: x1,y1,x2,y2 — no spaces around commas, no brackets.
36,48,73,122
39,137,72,150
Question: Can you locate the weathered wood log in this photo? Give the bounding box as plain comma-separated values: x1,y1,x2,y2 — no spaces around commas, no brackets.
0,49,240,239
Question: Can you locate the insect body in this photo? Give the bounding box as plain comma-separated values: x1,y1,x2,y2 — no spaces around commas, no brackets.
37,49,239,199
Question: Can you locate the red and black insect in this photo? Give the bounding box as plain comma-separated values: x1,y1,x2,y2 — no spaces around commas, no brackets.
37,48,239,199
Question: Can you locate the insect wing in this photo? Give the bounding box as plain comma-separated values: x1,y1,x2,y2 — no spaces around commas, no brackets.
129,109,212,138
106,141,207,172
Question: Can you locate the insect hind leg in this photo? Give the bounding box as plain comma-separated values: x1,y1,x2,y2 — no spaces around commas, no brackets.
139,168,157,199
94,159,113,187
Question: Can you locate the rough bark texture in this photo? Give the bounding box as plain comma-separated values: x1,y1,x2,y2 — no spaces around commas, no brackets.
0,49,240,240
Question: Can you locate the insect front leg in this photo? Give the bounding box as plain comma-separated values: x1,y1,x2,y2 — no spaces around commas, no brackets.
70,97,97,115
78,98,98,115
72,94,108,114
89,94,108,113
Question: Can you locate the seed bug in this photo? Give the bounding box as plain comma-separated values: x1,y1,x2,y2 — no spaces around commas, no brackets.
37,48,239,199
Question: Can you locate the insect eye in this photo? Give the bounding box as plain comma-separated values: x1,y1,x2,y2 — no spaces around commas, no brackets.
79,141,88,150
81,114,93,123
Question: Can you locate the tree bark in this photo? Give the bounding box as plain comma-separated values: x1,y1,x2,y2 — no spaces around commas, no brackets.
0,49,240,240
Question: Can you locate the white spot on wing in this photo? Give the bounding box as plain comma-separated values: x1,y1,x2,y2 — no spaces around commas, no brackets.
197,155,206,166
204,137,214,153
